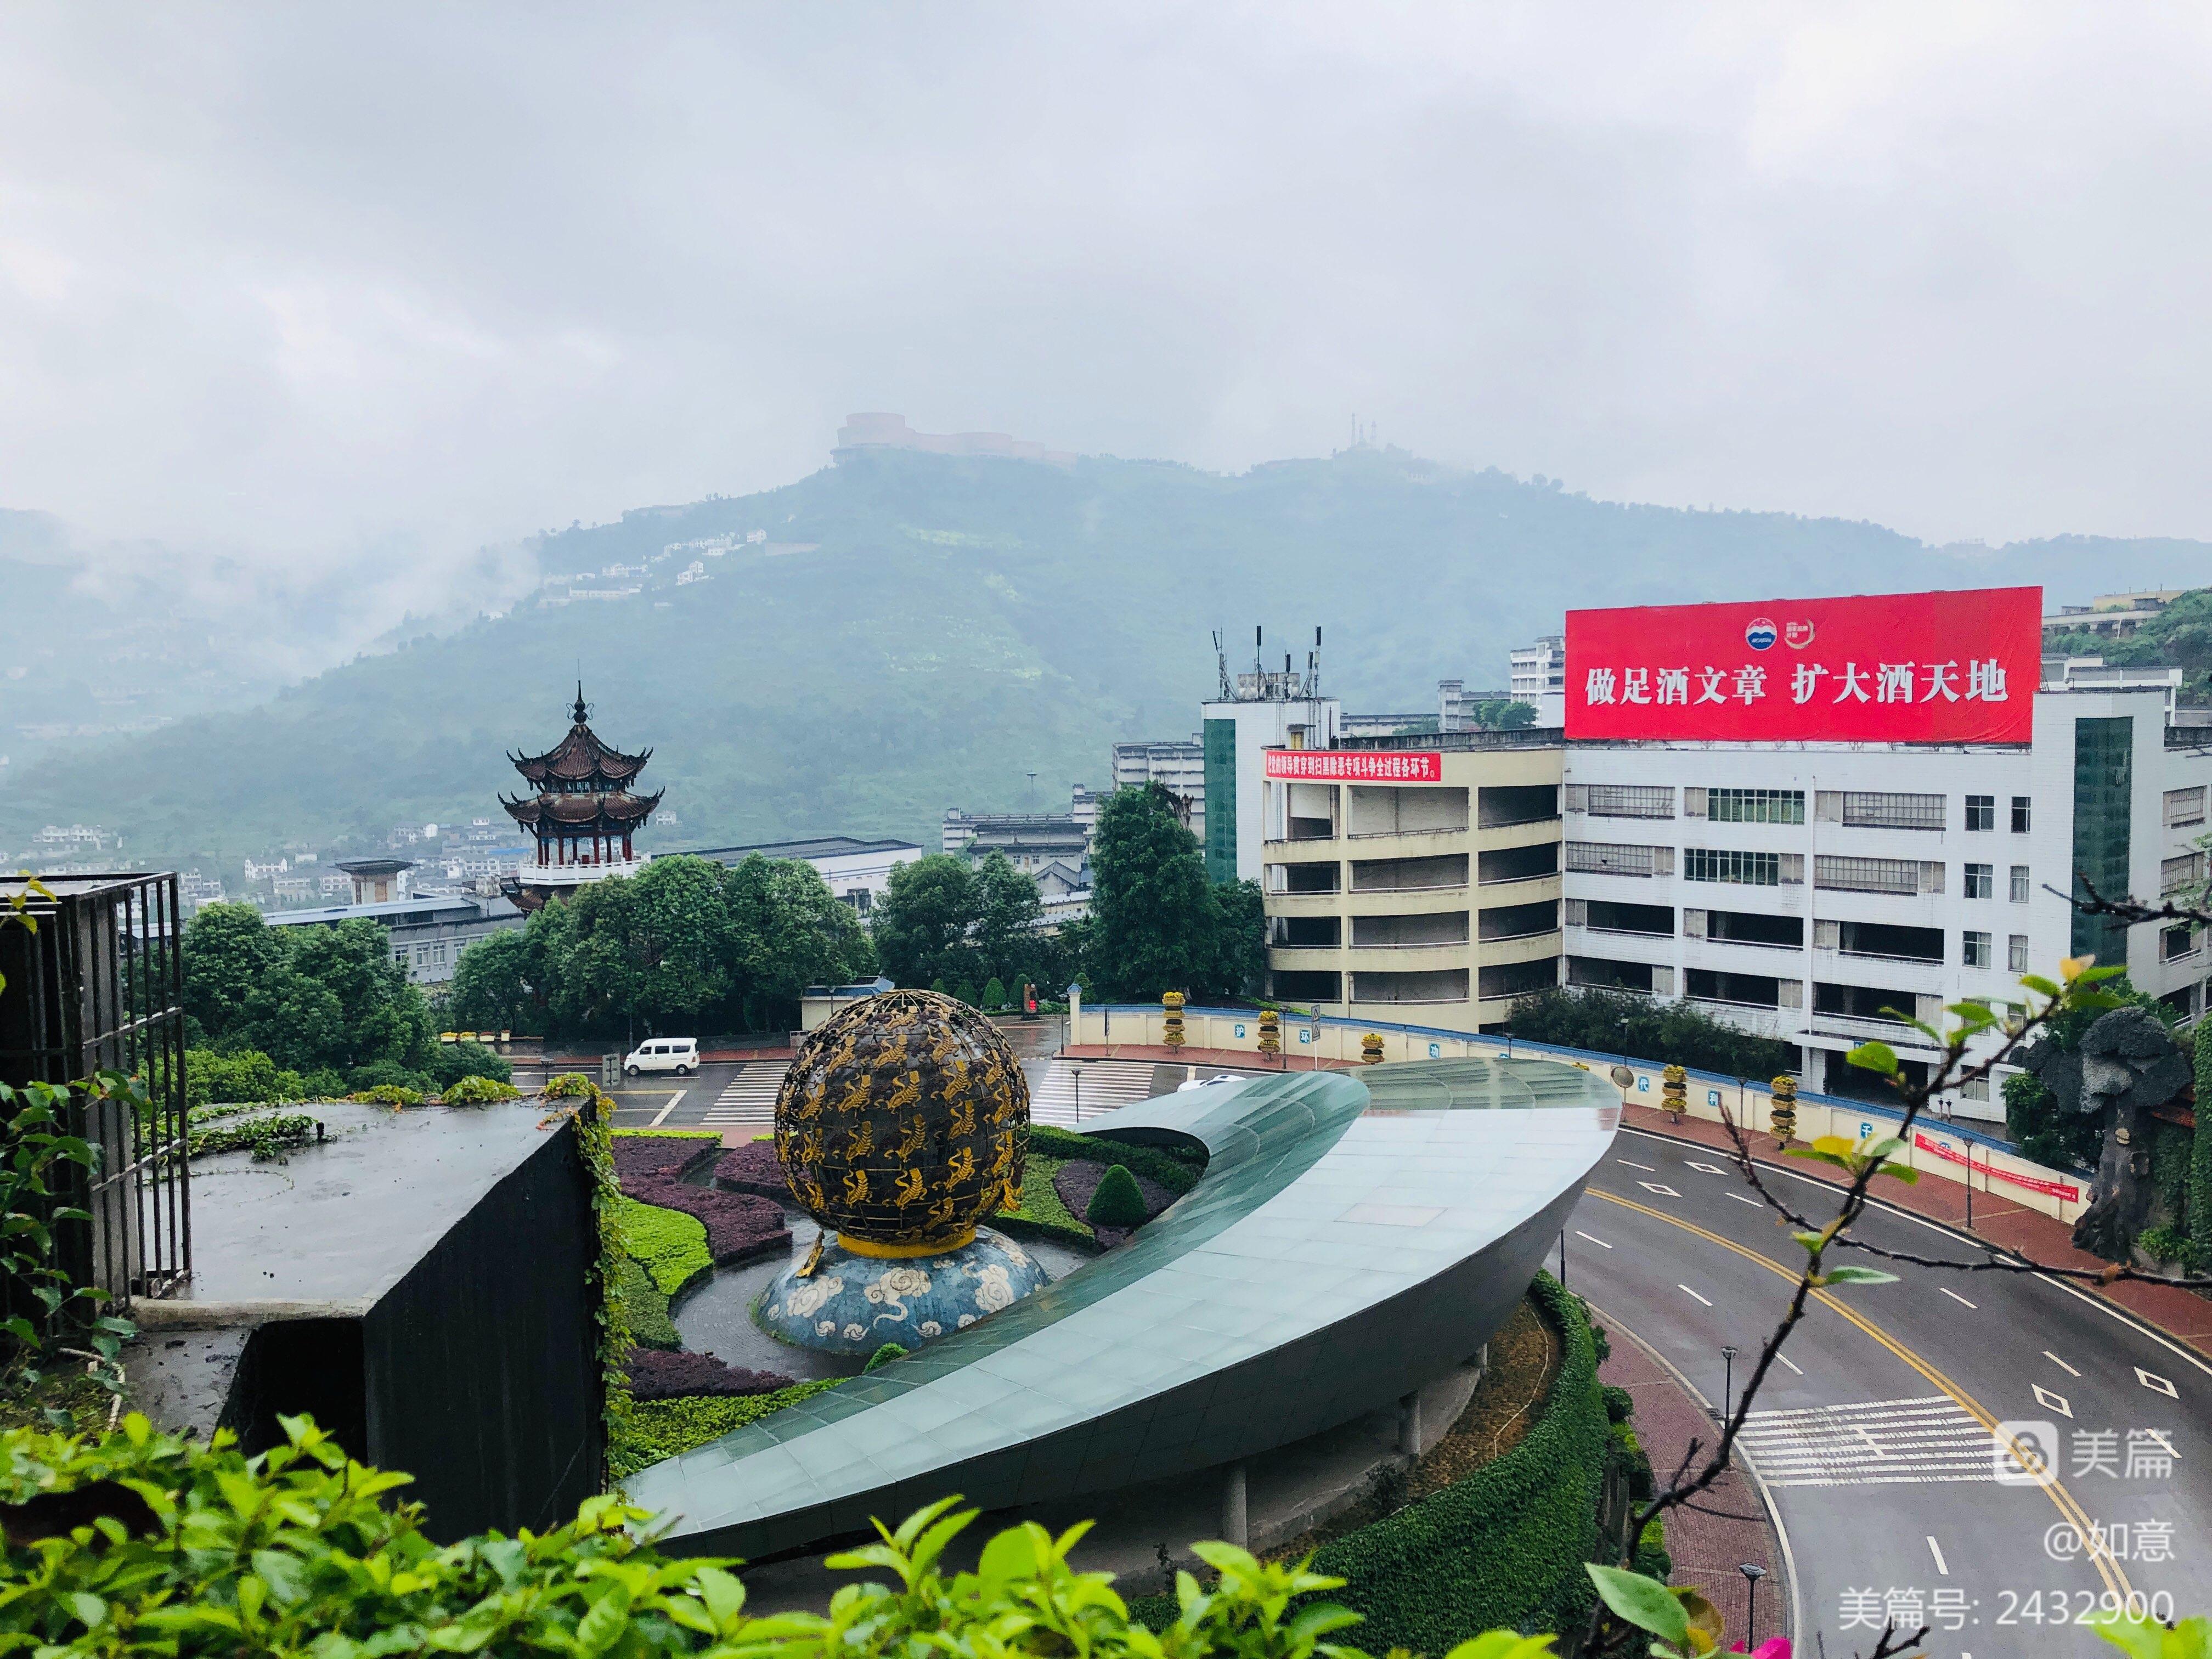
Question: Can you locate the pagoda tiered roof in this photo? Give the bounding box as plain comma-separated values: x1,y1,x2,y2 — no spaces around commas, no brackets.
499,788,664,828
506,687,653,789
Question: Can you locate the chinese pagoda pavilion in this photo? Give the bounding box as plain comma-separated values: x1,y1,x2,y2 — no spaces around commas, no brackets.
499,686,663,912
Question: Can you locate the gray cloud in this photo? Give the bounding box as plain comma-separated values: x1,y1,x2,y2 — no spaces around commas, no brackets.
4,2,2211,581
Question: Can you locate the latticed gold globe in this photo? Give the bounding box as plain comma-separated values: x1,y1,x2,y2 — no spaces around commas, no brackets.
774,989,1029,1250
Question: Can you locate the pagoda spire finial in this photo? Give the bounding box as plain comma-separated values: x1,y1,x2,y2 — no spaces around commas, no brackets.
572,681,589,726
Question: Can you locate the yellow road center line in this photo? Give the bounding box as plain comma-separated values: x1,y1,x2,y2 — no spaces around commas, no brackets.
1592,1187,2131,1599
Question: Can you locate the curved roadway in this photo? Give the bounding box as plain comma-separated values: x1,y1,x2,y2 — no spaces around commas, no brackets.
1571,1124,2212,1656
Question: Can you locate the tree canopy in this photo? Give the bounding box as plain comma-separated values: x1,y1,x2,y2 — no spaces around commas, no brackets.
871,852,1057,997
1084,783,1262,1001
444,854,871,1041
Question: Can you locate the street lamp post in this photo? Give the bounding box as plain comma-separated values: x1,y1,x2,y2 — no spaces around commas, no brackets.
1720,1344,1739,1424
1558,1230,1567,1288
1739,1562,1767,1646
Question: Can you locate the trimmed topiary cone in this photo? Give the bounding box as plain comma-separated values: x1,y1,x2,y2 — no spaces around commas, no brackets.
1085,1163,1148,1229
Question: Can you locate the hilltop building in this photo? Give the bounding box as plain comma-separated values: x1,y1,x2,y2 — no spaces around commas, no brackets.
2043,590,2191,640
832,413,1076,467
499,687,661,913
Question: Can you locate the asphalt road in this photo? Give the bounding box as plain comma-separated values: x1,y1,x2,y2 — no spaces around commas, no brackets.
1571,1124,2212,1656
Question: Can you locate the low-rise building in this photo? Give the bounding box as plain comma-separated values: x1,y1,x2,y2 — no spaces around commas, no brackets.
263,892,524,985
1110,738,1204,840
2043,590,2190,640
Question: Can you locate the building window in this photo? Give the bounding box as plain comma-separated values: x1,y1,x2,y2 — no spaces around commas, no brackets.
1842,792,1945,830
2012,795,2033,833
1961,1076,1991,1102
1709,788,1804,825
2165,786,2207,828
2165,924,2200,963
2008,933,2029,972
2164,853,2207,896
393,945,408,966
1963,863,1994,899
433,941,448,965
2010,865,2030,902
1962,930,1991,968
2071,716,2135,962
1685,848,1781,885
1965,795,1995,832
1567,840,1664,877
1587,783,1674,818
1815,855,1931,895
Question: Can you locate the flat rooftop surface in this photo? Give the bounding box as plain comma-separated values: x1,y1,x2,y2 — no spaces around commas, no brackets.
179,1101,566,1306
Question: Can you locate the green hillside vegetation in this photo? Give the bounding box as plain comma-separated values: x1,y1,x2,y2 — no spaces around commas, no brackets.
6,446,2206,866
2043,586,2212,701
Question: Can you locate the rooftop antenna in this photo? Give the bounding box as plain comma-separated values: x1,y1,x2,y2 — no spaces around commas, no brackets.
1255,624,1264,687
1213,629,1232,700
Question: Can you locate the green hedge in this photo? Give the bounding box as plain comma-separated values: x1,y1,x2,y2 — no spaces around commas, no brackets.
613,1194,713,1296
1087,1165,1148,1228
611,1380,843,1479
1302,1273,1609,1648
612,1255,679,1350
1028,1124,1203,1195
995,1156,1097,1249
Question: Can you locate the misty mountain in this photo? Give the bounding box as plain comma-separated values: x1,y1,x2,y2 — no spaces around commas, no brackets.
2,445,2198,868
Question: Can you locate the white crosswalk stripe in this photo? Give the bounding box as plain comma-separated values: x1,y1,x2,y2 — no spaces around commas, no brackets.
1735,1396,2007,1487
1026,1060,1159,1126
701,1063,787,1127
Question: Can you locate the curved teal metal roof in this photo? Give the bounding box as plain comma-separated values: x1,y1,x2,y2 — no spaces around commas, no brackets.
629,1058,1620,1558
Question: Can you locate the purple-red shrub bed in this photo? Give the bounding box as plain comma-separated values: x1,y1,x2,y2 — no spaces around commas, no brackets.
712,1139,789,1199
611,1134,719,1184
1053,1160,1175,1249
623,1346,795,1401
625,1172,791,1265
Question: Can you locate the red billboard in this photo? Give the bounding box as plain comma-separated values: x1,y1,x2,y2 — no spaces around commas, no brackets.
1265,750,1443,782
1565,587,2040,743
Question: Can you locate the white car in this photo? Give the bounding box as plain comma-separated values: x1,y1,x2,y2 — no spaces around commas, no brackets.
623,1037,698,1076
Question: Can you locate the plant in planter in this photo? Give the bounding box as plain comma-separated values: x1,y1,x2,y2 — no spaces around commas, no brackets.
1085,1164,1148,1229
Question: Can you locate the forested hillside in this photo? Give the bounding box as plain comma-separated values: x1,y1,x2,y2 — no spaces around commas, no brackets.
4,444,2200,866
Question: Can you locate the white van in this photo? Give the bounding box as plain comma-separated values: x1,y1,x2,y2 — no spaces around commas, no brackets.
623,1038,698,1076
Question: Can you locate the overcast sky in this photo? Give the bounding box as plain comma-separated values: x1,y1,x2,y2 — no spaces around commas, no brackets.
7,4,2212,577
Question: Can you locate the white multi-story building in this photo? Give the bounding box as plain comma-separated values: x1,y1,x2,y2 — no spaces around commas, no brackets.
1510,636,1566,703
1561,689,2209,1116
1258,689,2210,1125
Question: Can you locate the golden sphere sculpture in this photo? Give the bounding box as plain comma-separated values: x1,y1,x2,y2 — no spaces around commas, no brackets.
775,989,1029,1252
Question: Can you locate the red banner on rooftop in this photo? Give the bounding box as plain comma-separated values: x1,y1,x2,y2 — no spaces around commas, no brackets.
1265,750,1443,782
1565,586,2041,743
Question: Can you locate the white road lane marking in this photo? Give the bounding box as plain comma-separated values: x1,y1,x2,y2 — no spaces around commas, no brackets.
1574,1230,1614,1249
1927,1536,1950,1576
1725,1192,1764,1206
1618,1158,1658,1172
1940,1288,1977,1310
1640,1182,1683,1198
1679,1284,1713,1306
649,1090,686,1127
2142,1429,2181,1460
2044,1351,2081,1378
2033,1383,2073,1419
1737,1396,1997,1487
1686,1160,1730,1174
2137,1368,2179,1398
1776,1352,1803,1375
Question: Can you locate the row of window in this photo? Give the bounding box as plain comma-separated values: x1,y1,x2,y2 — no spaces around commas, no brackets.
1571,785,2039,831
392,939,452,970
1573,840,2038,901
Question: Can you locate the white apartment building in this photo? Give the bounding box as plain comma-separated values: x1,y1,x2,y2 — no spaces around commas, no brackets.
1561,689,2209,1120
1510,636,1566,703
1256,691,2210,1126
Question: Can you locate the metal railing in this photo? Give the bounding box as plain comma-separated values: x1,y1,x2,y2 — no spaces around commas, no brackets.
0,874,190,1307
